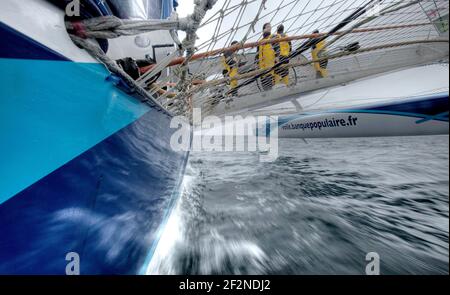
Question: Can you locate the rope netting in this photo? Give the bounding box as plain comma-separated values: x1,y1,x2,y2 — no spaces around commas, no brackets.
67,0,449,116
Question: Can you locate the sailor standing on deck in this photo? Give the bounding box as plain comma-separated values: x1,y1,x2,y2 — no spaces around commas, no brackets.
273,24,292,86
222,41,240,96
311,29,329,79
256,23,276,91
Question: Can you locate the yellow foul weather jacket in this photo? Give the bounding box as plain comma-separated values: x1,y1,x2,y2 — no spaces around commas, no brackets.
257,35,276,72
275,33,291,58
221,55,238,88
311,40,329,78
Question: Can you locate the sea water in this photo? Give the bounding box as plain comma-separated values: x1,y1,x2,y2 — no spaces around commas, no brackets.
149,135,449,275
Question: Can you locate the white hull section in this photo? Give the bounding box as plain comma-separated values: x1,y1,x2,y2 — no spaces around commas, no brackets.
278,111,449,139
0,0,96,62
259,64,450,138
255,64,449,115
213,46,449,116
0,0,175,63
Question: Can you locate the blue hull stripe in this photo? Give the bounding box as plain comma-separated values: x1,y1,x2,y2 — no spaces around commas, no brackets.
279,94,449,126
365,93,449,118
0,20,153,204
0,21,69,61
0,16,189,275
0,102,188,274
0,58,150,204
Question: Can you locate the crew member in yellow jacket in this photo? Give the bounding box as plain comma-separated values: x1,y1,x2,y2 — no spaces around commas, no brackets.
222,41,240,96
274,24,292,86
256,23,276,91
311,29,329,79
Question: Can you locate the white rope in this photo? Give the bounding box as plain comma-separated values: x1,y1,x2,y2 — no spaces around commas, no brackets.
182,0,448,112
65,0,449,117
70,35,171,114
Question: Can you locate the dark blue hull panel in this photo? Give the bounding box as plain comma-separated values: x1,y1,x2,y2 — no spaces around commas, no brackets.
0,99,188,275
0,21,188,274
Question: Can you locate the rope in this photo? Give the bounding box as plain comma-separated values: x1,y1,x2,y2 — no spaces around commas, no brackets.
227,0,383,94
66,16,180,39
186,39,449,95
66,0,220,116
147,22,434,70
325,0,423,49
64,0,449,118
69,35,172,114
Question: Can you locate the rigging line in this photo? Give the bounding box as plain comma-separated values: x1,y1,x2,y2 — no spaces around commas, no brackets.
292,0,356,36
155,22,432,71
206,1,227,47
196,15,252,52
350,9,431,43
224,1,248,47
335,3,421,46
432,0,443,22
195,0,234,75
418,0,440,35
267,0,305,38
264,0,297,34
242,0,268,43
300,88,332,110
191,19,436,91
272,0,378,66
301,0,343,37
290,0,328,37
269,0,287,23
227,0,381,95
247,0,344,41
197,0,256,80
200,0,260,27
317,0,363,35
286,0,313,32
190,39,448,96
330,4,432,50
325,0,422,49
200,0,345,51
70,35,172,115
287,5,361,36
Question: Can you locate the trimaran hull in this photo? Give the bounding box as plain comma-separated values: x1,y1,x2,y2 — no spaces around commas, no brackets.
252,64,449,138
277,92,449,138
0,0,188,274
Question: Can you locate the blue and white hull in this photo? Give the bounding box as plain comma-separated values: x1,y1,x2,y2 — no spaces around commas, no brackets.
278,93,449,138
253,63,449,138
0,0,187,274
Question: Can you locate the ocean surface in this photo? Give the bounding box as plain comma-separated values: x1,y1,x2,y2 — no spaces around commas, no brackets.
148,135,449,275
